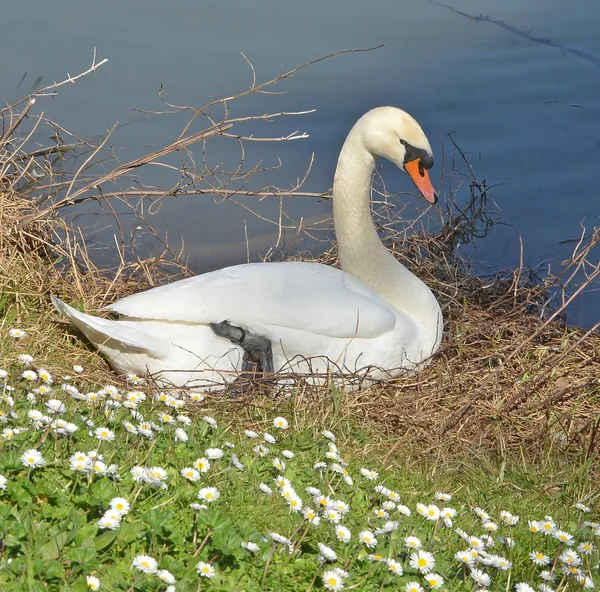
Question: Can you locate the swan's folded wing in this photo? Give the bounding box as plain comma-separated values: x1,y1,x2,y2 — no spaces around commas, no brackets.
108,262,396,339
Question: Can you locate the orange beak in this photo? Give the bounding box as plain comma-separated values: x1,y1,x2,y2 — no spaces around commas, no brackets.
404,158,438,204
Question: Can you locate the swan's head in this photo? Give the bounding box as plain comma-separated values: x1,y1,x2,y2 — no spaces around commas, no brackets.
357,106,437,204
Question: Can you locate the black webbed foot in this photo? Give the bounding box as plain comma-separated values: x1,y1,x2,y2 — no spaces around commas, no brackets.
210,320,274,374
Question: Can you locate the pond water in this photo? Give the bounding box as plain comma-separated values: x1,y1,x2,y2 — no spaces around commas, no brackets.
2,0,599,327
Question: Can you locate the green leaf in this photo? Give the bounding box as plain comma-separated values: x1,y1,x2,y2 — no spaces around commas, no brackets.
66,536,97,569
88,479,116,506
116,521,146,546
38,531,69,560
94,530,117,551
75,522,98,544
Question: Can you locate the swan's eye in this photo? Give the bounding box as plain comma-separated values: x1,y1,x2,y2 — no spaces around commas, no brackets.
400,139,407,146
418,160,425,177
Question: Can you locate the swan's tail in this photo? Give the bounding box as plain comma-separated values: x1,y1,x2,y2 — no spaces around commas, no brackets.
51,295,167,357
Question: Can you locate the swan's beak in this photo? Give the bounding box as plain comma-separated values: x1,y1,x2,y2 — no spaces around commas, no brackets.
404,158,438,204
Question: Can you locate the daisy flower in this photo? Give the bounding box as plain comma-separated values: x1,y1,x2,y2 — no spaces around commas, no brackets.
322,570,345,591
455,550,475,566
259,483,273,495
578,541,594,555
145,467,168,487
273,416,289,429
181,467,200,483
174,428,188,442
360,468,379,480
45,399,66,414
9,328,27,338
282,449,295,459
541,518,556,535
132,555,157,574
156,569,175,584
198,487,220,502
21,449,45,468
575,502,592,513
98,514,120,530
405,582,423,592
559,549,581,566
202,416,217,428
483,521,498,532
263,432,277,444
434,492,452,501
37,369,53,383
205,447,223,459
416,503,428,517
540,570,557,582
0,475,7,490
474,507,491,521
18,353,34,365
269,532,291,545
196,561,215,578
324,508,342,523
387,490,401,502
110,497,130,515
335,525,351,542
528,520,542,533
288,496,303,512
387,559,403,575
242,541,260,552
514,584,535,592
272,457,286,471
470,568,491,587
22,370,37,381
409,550,435,573
405,535,422,549
424,573,444,588
321,429,336,441
86,575,101,590
359,530,377,549
553,530,574,545
397,504,411,516
468,536,485,550
375,520,400,535
318,542,337,562
244,429,259,438
303,507,321,525
94,427,115,441
425,504,440,521
194,457,210,472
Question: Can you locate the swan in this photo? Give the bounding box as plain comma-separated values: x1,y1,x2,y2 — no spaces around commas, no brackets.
52,106,443,390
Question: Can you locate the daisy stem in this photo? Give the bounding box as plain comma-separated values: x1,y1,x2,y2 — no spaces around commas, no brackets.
550,542,564,573
304,570,319,592
139,437,158,465
290,523,310,557
428,517,440,549
260,544,275,590
192,529,213,558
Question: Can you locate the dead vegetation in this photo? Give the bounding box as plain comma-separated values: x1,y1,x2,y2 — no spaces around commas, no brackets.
1,52,599,464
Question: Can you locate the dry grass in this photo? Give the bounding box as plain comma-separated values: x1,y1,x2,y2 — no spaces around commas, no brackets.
1,62,599,468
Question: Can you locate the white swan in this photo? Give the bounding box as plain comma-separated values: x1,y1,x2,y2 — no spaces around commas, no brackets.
52,106,443,390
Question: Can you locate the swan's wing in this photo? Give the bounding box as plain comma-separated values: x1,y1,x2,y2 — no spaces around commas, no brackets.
108,262,396,339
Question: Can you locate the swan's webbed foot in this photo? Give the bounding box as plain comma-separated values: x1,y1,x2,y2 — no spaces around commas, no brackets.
210,320,274,374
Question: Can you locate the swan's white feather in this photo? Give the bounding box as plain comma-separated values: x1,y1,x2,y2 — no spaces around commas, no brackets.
108,262,397,340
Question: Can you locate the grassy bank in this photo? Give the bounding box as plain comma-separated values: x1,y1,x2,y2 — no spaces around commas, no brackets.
1,75,600,590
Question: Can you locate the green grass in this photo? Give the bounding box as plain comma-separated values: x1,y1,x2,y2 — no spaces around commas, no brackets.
0,333,598,591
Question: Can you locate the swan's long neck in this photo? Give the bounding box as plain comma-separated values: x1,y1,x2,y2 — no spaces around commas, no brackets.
332,127,442,349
